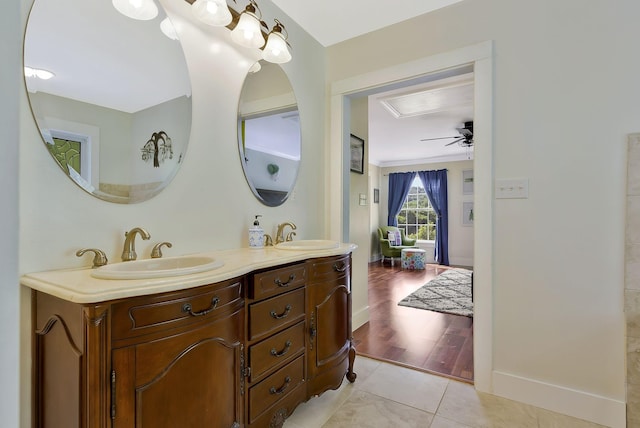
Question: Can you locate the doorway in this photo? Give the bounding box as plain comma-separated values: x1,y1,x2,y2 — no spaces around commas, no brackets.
328,41,494,391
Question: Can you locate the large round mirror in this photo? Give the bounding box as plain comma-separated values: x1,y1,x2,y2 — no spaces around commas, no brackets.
24,0,192,204
238,62,300,207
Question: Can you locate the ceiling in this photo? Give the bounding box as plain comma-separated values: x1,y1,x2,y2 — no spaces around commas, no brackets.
272,0,473,166
270,0,464,47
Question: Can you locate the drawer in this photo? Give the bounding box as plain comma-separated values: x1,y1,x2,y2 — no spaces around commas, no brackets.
248,288,305,341
248,355,305,422
307,255,350,284
249,263,307,300
111,278,243,341
249,321,305,382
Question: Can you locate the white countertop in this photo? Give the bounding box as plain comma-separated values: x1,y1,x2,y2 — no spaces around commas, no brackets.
21,244,356,304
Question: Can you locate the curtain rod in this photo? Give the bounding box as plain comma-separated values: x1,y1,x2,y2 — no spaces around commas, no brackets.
382,168,448,176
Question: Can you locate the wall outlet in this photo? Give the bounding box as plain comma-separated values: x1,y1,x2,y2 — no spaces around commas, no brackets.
495,178,529,199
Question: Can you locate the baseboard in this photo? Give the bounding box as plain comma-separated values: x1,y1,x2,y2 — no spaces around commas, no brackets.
352,305,369,331
449,257,473,267
492,371,626,428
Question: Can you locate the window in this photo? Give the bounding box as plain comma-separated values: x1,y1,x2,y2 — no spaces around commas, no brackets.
397,177,437,241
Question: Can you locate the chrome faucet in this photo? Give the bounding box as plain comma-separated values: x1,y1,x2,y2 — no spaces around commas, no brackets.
121,227,151,261
275,222,297,245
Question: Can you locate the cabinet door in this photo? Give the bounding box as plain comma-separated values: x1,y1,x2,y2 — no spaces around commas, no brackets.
306,255,356,394
112,308,244,428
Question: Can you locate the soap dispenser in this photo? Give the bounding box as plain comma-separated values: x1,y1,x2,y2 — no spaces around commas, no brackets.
249,215,264,248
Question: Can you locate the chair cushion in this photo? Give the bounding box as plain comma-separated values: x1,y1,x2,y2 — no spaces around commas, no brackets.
388,232,398,245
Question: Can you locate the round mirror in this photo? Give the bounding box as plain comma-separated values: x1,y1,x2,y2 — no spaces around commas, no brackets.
238,61,300,207
24,0,192,204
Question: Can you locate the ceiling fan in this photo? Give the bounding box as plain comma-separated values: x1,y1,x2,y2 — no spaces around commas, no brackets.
420,121,474,147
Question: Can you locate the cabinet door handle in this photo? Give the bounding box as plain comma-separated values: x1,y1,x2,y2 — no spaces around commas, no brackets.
269,376,291,395
270,304,292,320
274,274,295,287
333,262,347,272
270,340,292,357
182,297,219,317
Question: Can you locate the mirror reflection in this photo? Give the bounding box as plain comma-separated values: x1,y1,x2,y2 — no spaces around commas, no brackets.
238,62,300,207
24,0,192,203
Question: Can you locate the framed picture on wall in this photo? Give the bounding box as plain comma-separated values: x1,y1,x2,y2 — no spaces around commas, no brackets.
462,201,474,226
462,169,474,194
350,134,364,174
373,188,379,203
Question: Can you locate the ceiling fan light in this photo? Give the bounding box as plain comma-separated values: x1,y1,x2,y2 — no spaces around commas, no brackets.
192,0,232,26
262,29,291,63
230,9,264,48
112,0,158,21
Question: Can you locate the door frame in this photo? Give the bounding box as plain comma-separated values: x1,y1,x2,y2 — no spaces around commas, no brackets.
327,41,494,392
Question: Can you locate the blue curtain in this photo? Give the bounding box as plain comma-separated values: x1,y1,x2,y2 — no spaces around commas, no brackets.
418,169,449,266
387,172,416,226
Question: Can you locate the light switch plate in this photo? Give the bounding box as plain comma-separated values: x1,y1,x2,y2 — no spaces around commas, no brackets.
495,178,529,199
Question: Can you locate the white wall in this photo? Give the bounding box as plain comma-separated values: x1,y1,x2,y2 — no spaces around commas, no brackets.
17,0,326,425
327,0,634,426
377,160,474,267
1,0,21,426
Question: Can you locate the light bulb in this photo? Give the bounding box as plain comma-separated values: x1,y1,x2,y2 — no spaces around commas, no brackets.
192,0,232,27
230,11,264,48
262,29,291,63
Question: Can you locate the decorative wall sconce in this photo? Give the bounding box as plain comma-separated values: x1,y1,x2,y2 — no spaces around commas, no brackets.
188,0,292,63
141,131,173,167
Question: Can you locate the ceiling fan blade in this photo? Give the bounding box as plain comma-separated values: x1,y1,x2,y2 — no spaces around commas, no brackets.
420,135,459,142
444,137,465,146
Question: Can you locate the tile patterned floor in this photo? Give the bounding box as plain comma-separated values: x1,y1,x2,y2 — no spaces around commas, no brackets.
283,357,607,428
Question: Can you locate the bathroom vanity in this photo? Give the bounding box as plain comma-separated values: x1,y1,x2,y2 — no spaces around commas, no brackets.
23,245,356,428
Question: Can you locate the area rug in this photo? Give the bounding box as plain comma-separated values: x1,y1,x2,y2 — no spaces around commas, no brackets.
398,268,473,317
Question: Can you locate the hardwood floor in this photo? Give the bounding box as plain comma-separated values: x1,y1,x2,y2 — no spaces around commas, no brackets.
352,261,474,383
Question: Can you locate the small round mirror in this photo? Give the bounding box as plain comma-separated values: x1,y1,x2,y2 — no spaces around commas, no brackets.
238,61,300,207
24,0,192,203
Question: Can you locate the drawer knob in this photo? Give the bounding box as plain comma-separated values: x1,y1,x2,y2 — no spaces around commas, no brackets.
182,296,219,317
270,304,292,320
333,262,347,272
274,274,296,287
270,340,292,358
269,376,291,395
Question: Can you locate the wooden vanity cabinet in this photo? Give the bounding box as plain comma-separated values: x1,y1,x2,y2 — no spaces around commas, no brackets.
33,277,245,428
32,253,356,428
305,255,356,397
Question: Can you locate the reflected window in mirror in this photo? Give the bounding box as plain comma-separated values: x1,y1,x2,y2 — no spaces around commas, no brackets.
238,61,301,207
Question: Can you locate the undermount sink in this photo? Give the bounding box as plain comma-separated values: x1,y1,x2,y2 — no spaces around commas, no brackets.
275,240,340,251
91,255,223,280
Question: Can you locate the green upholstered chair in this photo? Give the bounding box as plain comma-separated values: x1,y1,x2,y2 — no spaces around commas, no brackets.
377,226,418,266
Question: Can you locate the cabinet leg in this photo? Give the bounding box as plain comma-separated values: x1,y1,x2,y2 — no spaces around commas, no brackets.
346,340,357,383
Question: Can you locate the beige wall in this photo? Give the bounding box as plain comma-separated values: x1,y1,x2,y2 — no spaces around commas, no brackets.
327,0,637,426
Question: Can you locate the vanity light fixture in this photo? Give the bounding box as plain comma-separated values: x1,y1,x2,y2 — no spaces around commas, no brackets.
185,0,292,63
262,19,291,64
24,66,54,80
112,0,158,21
192,0,233,26
160,17,179,40
230,0,267,49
